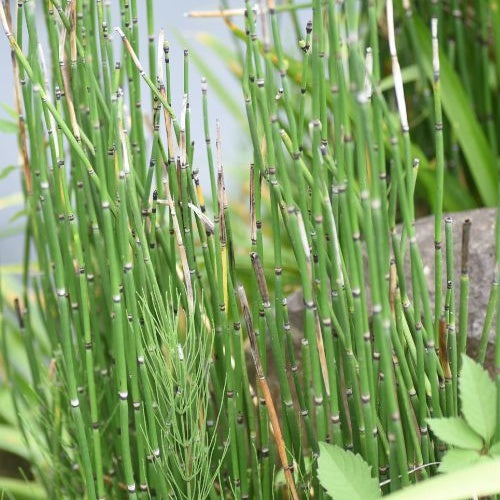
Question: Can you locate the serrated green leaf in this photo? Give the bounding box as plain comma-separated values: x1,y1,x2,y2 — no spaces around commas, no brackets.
317,442,380,500
0,119,18,134
489,442,500,456
385,457,500,500
460,355,497,443
427,417,483,450
439,448,482,474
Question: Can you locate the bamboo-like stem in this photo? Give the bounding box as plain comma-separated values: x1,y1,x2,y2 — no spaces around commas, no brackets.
477,281,497,366
458,219,471,369
238,285,299,500
3,0,496,497
431,18,445,347
445,217,457,416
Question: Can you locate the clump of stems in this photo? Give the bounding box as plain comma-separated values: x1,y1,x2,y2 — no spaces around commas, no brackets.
0,0,499,499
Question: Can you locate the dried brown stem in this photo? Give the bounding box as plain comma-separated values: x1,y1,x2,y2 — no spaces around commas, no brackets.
185,8,247,18
3,1,31,194
438,318,451,379
237,285,299,500
250,252,270,305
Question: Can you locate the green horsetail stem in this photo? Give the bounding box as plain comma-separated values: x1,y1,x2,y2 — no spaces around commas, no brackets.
432,18,445,348
1,0,498,498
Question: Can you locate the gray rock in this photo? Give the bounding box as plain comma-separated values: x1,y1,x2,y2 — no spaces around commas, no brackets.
409,208,497,369
245,208,498,401
287,207,498,368
408,208,496,333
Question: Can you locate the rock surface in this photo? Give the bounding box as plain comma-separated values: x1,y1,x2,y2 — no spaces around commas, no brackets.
409,207,496,342
246,208,498,398
288,207,497,366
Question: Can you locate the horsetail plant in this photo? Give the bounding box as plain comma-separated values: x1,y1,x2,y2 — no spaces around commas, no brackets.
0,0,499,499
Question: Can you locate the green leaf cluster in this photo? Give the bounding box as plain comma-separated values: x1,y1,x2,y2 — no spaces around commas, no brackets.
427,355,498,474
318,356,500,499
317,442,381,500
